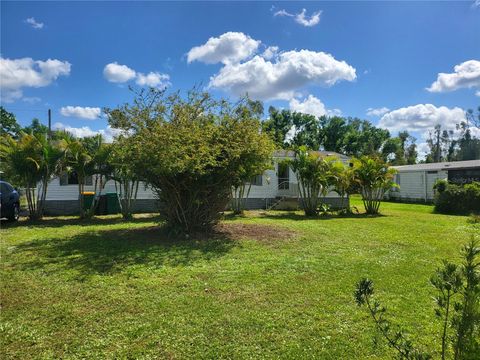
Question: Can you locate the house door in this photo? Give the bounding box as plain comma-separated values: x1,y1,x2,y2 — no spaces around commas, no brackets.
278,163,289,190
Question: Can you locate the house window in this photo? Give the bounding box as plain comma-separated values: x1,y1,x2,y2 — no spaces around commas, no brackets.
249,175,263,186
278,163,289,190
396,174,401,186
448,168,480,184
59,172,93,186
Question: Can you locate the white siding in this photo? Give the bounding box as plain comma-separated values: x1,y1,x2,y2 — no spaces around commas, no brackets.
390,170,448,201
41,155,347,201
43,177,156,201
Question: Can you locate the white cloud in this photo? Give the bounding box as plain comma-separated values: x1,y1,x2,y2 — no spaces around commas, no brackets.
473,0,480,8
262,46,279,60
476,90,480,97
53,122,122,142
427,60,480,93
103,62,136,83
274,8,322,27
295,9,322,27
103,62,170,88
209,49,356,100
60,106,101,120
25,17,44,29
187,32,260,65
0,57,71,102
289,95,341,117
135,71,170,88
366,107,390,117
379,104,467,134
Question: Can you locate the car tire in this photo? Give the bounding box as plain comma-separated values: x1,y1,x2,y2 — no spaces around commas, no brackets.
7,203,19,222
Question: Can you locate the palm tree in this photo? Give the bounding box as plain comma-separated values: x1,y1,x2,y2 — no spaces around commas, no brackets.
288,146,337,216
0,133,64,219
62,135,93,219
352,156,398,215
62,134,112,219
330,160,355,212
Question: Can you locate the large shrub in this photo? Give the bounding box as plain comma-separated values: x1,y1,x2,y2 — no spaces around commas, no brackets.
434,181,480,215
106,89,274,233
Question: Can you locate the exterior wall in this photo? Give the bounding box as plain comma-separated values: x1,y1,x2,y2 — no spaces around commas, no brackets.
39,154,349,214
389,170,448,202
42,177,156,201
42,198,160,216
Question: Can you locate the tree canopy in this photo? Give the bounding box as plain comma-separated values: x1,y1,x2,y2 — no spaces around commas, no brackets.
106,88,274,233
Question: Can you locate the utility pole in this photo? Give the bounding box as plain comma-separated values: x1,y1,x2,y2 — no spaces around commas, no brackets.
48,109,52,141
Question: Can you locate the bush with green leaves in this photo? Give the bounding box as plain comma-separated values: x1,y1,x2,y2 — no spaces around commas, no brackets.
355,237,480,359
352,156,398,215
434,181,480,215
106,88,274,233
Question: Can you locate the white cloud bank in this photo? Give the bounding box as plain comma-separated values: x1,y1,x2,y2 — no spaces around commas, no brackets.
187,32,355,101
289,95,341,117
53,122,122,142
103,62,170,88
60,106,101,120
366,107,390,117
187,32,260,65
209,49,356,100
25,17,44,29
274,8,322,27
427,60,480,93
0,57,71,102
379,104,467,134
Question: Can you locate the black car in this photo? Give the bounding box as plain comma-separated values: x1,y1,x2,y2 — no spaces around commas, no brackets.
0,181,20,221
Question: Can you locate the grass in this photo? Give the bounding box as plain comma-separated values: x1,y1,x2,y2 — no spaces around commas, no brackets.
0,197,474,359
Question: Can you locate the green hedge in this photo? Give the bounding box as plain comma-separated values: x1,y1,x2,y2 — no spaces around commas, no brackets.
434,180,480,215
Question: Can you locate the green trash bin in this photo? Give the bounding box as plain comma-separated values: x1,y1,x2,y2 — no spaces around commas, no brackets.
81,192,95,211
106,193,120,214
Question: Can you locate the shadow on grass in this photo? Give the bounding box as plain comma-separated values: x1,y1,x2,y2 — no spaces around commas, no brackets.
256,211,388,221
0,213,162,229
12,225,237,278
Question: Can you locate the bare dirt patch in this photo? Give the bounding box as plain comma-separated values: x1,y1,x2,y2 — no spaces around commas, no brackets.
214,222,296,242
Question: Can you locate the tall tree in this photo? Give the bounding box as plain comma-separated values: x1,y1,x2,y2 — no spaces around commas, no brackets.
22,118,49,137
318,115,348,153
426,125,453,163
262,107,295,149
0,107,21,138
343,118,390,157
382,131,417,165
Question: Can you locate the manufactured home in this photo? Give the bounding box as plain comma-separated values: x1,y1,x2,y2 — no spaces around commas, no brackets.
39,150,350,215
388,160,480,203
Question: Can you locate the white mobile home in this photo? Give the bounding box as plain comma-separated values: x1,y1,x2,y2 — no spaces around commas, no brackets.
40,150,350,215
388,160,480,203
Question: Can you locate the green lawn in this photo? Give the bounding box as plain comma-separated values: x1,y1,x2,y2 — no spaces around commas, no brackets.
0,198,474,359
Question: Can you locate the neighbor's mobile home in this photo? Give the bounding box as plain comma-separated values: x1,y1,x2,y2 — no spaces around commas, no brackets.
39,150,350,215
388,160,480,203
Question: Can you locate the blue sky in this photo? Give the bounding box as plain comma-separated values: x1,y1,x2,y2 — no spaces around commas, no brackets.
1,1,480,153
